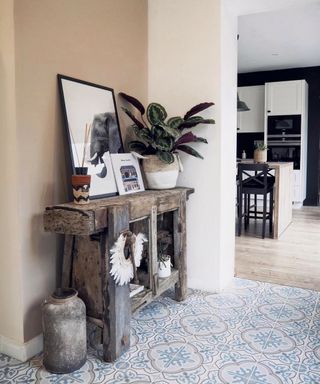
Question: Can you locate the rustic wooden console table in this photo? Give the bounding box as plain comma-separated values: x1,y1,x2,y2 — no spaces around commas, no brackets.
43,187,194,362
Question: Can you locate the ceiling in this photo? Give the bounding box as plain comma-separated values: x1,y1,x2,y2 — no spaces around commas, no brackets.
238,1,320,73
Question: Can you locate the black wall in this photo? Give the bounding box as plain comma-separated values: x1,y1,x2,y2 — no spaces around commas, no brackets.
238,66,320,206
237,132,264,159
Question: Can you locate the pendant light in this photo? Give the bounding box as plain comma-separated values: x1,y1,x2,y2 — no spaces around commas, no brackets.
237,93,250,112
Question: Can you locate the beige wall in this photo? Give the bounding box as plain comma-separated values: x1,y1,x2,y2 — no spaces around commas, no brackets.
2,0,236,346
3,0,148,343
148,0,237,291
0,0,24,343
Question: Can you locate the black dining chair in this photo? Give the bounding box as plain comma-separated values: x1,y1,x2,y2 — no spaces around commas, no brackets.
237,163,275,239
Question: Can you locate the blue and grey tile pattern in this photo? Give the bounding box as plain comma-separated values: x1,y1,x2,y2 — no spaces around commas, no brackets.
1,278,320,383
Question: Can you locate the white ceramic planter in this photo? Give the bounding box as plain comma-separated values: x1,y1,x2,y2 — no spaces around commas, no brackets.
158,259,171,278
142,155,180,189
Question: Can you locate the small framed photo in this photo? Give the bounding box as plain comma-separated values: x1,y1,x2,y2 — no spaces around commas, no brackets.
111,154,145,195
58,74,123,198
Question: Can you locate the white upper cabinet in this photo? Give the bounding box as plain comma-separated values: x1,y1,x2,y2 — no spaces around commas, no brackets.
265,80,304,116
237,85,265,133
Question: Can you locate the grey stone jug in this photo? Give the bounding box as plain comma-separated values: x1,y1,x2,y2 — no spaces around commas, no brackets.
42,288,86,373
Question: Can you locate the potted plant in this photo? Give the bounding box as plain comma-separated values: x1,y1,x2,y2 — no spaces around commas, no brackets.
119,92,215,189
158,238,172,278
71,124,92,204
254,143,268,163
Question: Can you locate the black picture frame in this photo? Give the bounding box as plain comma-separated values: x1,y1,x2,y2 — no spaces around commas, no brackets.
58,74,123,199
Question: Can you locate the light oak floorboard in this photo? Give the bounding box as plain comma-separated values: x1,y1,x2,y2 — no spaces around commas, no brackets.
235,207,320,291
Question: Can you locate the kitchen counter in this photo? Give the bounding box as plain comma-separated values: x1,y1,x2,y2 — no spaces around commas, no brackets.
238,160,293,239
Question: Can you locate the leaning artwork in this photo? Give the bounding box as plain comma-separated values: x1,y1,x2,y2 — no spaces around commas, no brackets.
58,74,123,198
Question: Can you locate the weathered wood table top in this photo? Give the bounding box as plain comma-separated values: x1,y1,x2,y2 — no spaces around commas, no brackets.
44,187,194,235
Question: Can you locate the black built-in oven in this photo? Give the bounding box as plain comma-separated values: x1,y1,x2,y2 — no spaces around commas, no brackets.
267,115,301,136
267,139,301,169
267,114,302,170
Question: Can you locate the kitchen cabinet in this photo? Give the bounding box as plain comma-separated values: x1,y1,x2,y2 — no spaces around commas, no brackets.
265,79,308,205
237,85,264,133
265,80,305,116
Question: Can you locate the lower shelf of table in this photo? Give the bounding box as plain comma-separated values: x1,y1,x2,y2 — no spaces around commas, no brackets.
131,268,179,312
87,269,180,326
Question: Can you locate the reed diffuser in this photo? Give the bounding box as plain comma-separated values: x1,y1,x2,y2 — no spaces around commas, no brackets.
71,124,92,204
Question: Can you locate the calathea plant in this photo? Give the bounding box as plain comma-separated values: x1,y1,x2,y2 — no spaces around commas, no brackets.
119,93,215,164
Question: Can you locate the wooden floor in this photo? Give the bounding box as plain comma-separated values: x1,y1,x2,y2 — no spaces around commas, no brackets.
235,207,320,291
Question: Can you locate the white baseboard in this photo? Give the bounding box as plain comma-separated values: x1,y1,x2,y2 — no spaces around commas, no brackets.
0,333,43,362
187,277,220,293
188,275,235,293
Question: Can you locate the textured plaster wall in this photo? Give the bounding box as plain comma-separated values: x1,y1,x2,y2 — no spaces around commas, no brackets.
3,0,148,343
0,0,24,344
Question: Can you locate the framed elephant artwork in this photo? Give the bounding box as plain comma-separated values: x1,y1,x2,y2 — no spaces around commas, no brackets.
58,74,123,198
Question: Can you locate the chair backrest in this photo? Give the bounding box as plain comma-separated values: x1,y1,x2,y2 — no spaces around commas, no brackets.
238,163,269,192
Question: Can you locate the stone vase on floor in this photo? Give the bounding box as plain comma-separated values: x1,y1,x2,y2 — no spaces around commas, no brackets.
42,288,87,374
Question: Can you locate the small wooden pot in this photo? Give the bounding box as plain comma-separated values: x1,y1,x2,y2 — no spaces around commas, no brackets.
71,174,91,204
254,149,267,163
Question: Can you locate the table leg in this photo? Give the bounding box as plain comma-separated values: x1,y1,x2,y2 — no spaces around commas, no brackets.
61,235,75,288
101,204,131,362
174,194,187,301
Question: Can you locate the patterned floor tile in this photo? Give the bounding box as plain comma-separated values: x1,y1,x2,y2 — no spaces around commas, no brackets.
295,347,320,384
0,278,319,384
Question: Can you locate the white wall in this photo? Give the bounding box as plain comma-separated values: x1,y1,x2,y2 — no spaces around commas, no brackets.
219,2,237,288
148,0,237,291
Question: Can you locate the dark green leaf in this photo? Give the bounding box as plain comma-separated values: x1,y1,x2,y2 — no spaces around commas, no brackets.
122,107,145,130
156,123,181,139
167,116,184,129
177,144,204,159
147,103,167,125
184,102,214,120
132,125,153,144
128,141,147,153
155,136,174,151
153,124,165,140
156,150,175,164
119,92,145,115
185,116,205,122
179,118,215,130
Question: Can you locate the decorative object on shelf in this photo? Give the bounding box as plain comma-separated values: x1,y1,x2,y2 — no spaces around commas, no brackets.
111,153,145,195
71,124,91,204
110,231,147,286
119,92,214,189
58,74,122,198
42,288,86,374
158,236,172,278
141,153,183,189
129,283,144,298
71,173,91,204
237,93,250,112
254,143,268,163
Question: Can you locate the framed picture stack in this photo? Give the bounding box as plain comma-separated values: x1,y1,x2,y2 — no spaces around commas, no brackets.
58,74,146,198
